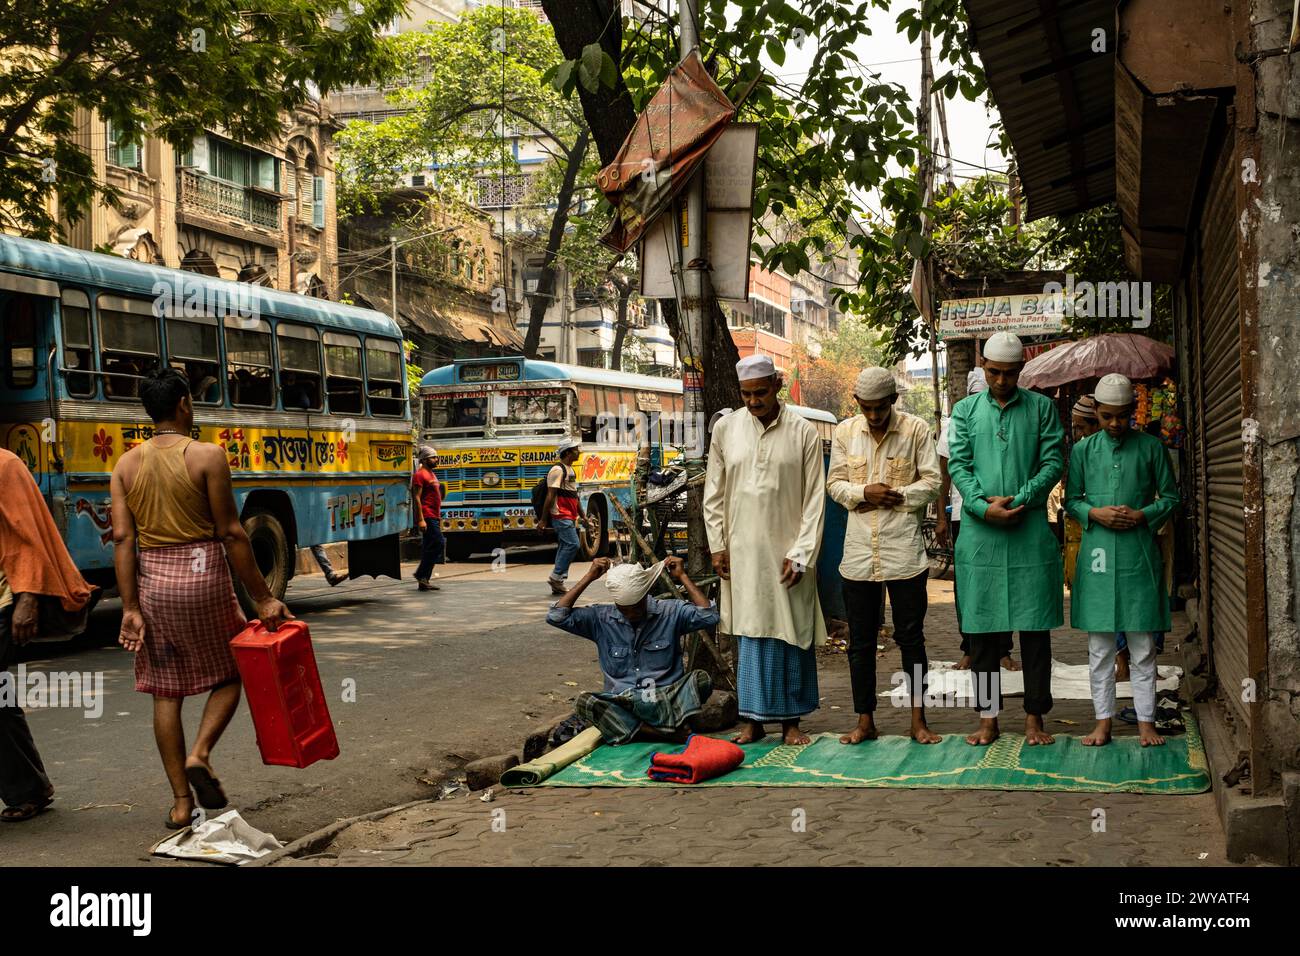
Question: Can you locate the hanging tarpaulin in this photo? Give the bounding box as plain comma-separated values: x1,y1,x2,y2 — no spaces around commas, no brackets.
596,50,735,253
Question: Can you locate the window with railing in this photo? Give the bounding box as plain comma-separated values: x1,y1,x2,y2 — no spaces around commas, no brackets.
366,338,404,416
476,174,531,208
2,295,38,389
168,313,222,404
178,134,282,230
98,295,160,399
60,289,95,397
277,324,323,411
225,317,274,407
324,331,364,415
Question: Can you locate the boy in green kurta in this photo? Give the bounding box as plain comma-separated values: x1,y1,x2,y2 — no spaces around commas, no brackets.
1066,373,1179,747
947,332,1065,747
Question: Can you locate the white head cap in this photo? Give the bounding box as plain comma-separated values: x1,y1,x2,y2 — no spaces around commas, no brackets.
556,438,582,455
605,559,665,606
854,366,896,401
736,354,776,381
1095,373,1135,406
983,331,1025,363
417,444,438,462
966,368,988,395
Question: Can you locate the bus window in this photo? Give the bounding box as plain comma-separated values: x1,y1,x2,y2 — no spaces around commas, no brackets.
365,338,404,416
98,294,159,398
168,313,221,404
424,395,486,435
492,391,568,433
224,316,274,407
2,295,38,389
277,323,322,411
323,331,364,415
59,290,94,397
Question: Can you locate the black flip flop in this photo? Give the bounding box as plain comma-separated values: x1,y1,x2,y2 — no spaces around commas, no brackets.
185,764,229,810
1,797,52,823
164,811,191,831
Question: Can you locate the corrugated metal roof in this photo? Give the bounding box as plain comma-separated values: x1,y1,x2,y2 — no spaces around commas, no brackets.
964,0,1116,220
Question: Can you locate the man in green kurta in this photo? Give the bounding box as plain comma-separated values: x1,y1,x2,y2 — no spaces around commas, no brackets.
947,332,1064,746
1066,373,1179,747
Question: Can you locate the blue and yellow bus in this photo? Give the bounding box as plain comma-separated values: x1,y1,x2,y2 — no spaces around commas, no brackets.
419,357,838,563
0,235,413,602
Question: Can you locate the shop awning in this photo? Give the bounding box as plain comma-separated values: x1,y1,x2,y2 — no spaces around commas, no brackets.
963,0,1116,220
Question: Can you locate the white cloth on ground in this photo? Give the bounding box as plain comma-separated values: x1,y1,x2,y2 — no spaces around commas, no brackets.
881,657,1181,704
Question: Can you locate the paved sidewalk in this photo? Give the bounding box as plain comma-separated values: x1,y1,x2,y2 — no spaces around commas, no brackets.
271,573,1234,867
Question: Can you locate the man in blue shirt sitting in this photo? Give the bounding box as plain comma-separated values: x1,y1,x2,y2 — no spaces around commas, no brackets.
547,555,719,745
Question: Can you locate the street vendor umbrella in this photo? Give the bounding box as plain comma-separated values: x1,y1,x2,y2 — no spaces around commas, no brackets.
1018,333,1175,390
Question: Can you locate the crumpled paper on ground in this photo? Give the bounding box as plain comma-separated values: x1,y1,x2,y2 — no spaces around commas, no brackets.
150,809,283,865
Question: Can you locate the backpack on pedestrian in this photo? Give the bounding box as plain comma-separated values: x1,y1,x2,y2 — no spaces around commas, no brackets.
531,463,579,524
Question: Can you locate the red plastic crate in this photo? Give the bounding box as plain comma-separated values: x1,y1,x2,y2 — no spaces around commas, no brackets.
231,619,340,768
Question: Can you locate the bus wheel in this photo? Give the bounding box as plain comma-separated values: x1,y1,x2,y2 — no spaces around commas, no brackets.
578,497,608,559
235,509,291,616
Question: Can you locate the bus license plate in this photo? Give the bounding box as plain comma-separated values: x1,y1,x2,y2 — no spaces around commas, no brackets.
479,519,503,533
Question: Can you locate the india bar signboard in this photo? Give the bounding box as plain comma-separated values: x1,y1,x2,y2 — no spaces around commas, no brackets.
937,293,1066,339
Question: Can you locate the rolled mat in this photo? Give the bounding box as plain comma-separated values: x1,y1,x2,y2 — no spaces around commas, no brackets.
501,726,604,787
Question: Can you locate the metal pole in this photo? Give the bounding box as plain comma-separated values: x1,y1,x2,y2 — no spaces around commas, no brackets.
680,0,706,458
920,29,943,429
390,235,398,328
679,0,709,579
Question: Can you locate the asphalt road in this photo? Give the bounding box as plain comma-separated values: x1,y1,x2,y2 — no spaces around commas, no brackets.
2,545,599,867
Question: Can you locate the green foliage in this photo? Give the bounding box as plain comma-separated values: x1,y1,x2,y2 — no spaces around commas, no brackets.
541,3,1158,365
0,0,405,239
336,6,584,218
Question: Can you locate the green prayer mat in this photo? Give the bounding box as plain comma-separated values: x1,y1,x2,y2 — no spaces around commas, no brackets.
534,714,1210,794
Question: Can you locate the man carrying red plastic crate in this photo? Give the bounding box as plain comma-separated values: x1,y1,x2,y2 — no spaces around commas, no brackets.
111,367,293,830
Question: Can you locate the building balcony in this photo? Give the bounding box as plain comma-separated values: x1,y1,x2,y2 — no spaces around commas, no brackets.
178,168,282,233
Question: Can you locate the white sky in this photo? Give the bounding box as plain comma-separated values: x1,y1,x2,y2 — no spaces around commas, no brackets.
753,5,1008,369
760,5,1009,209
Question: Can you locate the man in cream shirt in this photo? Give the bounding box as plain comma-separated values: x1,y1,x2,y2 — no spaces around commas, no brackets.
826,367,942,744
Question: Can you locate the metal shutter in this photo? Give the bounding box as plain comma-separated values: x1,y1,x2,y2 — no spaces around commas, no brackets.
1196,140,1249,727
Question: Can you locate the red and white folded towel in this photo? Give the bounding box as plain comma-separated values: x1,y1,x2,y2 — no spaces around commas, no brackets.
647,735,745,784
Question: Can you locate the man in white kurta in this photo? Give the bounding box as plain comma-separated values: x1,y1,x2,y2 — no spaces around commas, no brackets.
704,356,826,745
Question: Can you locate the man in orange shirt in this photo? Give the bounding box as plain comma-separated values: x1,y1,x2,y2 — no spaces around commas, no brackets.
0,449,94,822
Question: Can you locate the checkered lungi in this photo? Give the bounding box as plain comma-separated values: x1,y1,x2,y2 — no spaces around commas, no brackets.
736,635,819,722
577,670,712,745
134,541,246,698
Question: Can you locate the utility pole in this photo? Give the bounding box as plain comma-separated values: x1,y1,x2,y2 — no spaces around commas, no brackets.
390,235,399,328
919,29,943,428
679,0,710,578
